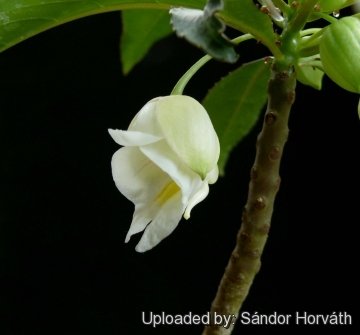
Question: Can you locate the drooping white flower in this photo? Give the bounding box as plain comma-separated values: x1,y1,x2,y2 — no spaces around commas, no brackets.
109,95,220,252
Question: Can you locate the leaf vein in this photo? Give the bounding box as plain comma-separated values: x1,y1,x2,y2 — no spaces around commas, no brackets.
221,64,267,142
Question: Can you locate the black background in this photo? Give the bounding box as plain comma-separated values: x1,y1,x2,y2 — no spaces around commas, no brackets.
1,8,358,335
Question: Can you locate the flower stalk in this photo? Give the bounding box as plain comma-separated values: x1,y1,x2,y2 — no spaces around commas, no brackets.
171,34,254,96
288,0,320,34
202,64,297,335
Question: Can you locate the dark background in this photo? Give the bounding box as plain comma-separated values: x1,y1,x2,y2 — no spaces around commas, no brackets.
1,8,358,335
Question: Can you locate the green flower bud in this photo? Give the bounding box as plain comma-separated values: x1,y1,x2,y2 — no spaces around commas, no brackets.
320,16,360,93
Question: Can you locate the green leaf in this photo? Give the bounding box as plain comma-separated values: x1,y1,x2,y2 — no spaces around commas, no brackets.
1,0,280,58
0,0,205,53
121,9,173,74
203,59,271,175
170,0,238,63
220,0,279,57
297,65,324,90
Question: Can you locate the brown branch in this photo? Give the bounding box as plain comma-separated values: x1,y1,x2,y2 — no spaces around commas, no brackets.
202,64,297,335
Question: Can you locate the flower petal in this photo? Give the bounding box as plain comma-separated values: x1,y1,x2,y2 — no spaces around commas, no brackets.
206,165,219,185
111,146,180,243
135,190,184,252
183,166,218,219
128,98,163,137
183,181,209,220
140,139,202,206
156,95,220,179
108,129,162,146
125,216,152,243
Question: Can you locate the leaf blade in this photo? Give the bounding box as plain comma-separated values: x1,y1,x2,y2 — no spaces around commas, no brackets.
297,65,324,90
203,58,271,175
1,0,279,58
121,9,173,74
0,0,205,53
220,0,278,56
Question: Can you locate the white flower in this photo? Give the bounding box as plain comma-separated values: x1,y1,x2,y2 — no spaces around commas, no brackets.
109,95,219,252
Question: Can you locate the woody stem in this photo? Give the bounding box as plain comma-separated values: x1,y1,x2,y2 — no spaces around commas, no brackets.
202,64,297,335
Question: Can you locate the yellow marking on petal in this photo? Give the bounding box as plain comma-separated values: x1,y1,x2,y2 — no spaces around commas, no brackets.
153,181,181,206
